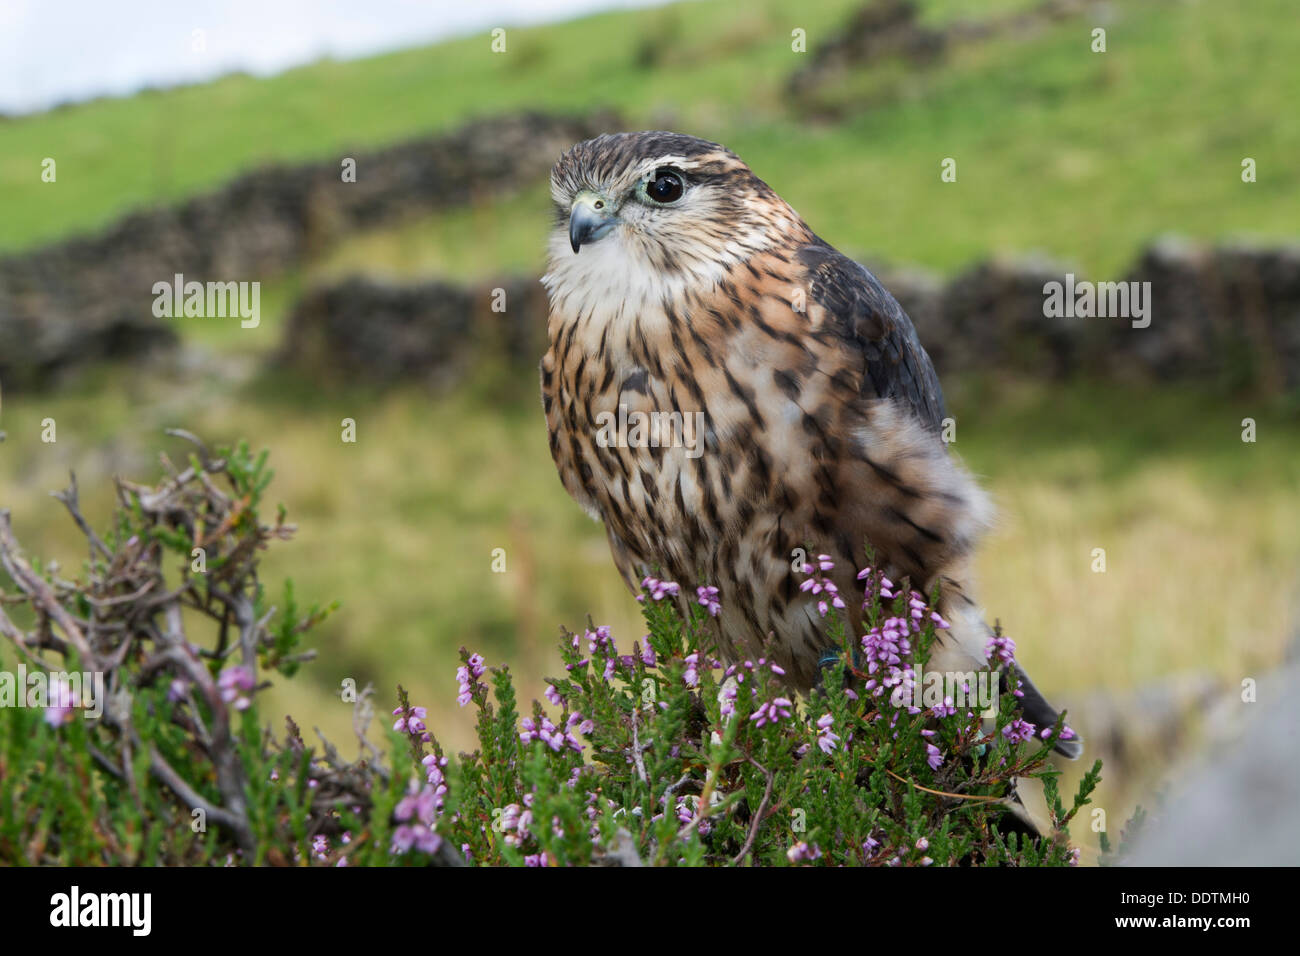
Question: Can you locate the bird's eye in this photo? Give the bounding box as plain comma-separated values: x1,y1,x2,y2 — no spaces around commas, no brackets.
645,168,685,204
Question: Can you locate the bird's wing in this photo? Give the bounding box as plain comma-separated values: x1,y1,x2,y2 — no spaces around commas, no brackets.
796,240,946,431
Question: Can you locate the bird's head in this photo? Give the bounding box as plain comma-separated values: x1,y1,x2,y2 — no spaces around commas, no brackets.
543,131,803,310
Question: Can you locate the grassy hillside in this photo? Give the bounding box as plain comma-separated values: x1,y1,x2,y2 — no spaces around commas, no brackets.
2,0,1298,277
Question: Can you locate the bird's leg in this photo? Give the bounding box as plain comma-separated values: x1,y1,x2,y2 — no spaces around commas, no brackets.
814,645,866,697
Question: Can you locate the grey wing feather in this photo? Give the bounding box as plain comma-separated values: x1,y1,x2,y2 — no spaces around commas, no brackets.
797,240,947,431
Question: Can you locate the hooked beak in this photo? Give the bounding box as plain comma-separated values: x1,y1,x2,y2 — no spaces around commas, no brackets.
569,192,615,253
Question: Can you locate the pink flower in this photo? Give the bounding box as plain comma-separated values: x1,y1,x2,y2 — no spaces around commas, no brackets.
640,576,680,601
787,841,822,863
815,713,840,754
683,653,700,688
749,697,794,728
695,585,722,617
217,666,255,711
986,634,1017,665
1002,718,1037,744
925,743,943,770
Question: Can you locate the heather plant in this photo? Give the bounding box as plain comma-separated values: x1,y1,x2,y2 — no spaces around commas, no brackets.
411,562,1102,866
0,433,445,866
0,432,1101,866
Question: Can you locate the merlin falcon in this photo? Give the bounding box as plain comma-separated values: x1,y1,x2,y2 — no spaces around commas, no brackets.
539,131,1080,757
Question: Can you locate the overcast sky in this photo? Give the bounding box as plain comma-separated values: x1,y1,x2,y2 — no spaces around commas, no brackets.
0,0,670,115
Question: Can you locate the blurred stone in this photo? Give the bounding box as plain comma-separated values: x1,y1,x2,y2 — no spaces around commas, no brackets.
788,0,946,99
0,109,622,392
275,275,549,390
1122,662,1300,866
276,240,1300,394
1058,672,1225,802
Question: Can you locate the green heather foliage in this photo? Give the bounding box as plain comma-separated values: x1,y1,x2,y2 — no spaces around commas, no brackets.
0,435,1104,865
425,577,1102,866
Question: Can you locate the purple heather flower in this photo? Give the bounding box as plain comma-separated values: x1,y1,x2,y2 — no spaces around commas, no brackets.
167,677,189,702
43,675,81,726
926,743,943,770
519,716,538,744
640,642,657,667
1002,718,1037,745
312,835,329,859
585,625,614,654
392,704,428,734
799,573,847,618
862,619,917,705
787,841,822,863
695,585,722,617
393,778,444,856
931,696,957,719
719,681,738,719
856,566,896,601
455,650,487,707
544,684,563,707
217,665,255,711
392,824,442,856
986,634,1017,665
456,668,474,707
640,576,680,601
467,653,486,678
750,697,794,728
559,713,588,751
421,758,450,804
815,713,840,754
394,792,419,823
1040,723,1078,742
390,826,415,853
683,653,700,688
675,797,694,826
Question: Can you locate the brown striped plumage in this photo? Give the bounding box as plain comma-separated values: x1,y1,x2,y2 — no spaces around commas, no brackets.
540,131,1079,757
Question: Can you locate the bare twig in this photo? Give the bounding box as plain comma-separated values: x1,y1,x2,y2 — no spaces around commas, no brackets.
731,758,775,867
0,509,101,670
50,472,111,560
